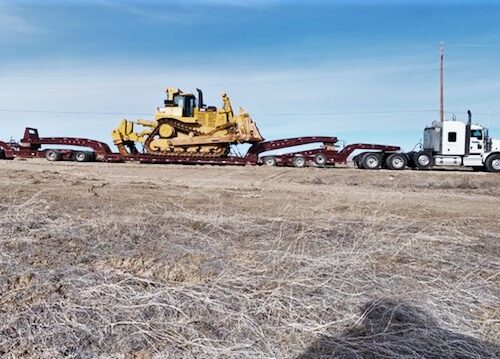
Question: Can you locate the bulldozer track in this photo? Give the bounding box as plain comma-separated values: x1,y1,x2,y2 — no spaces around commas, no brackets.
144,118,231,158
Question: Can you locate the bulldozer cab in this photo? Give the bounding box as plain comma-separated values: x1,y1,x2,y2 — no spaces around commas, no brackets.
164,88,197,118
173,94,196,118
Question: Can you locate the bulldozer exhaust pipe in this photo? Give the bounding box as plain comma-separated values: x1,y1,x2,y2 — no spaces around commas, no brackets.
196,88,204,109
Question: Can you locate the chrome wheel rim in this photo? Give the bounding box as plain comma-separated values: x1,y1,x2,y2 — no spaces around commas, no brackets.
295,157,305,167
418,155,430,166
492,159,500,170
366,157,379,168
76,153,86,161
315,155,326,165
392,157,404,168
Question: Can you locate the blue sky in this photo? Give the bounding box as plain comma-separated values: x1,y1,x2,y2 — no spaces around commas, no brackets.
1,0,500,150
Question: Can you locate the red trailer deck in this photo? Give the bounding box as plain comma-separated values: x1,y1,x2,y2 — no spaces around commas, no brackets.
0,128,400,168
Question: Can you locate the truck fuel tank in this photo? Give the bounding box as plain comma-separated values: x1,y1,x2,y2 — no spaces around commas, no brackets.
434,155,463,166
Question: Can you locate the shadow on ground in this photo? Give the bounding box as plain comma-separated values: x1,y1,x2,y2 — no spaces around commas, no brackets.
298,299,499,359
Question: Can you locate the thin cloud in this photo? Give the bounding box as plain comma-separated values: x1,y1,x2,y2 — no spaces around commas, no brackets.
92,0,275,22
0,6,41,40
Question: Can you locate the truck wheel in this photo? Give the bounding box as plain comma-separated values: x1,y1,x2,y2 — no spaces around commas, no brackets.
74,151,88,162
485,154,500,173
413,151,433,170
45,149,62,162
263,156,277,167
314,154,327,167
385,153,407,170
0,149,4,160
361,153,381,170
292,156,306,168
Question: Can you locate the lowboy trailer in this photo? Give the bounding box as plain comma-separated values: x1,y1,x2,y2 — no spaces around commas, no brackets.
3,113,498,172
0,128,400,168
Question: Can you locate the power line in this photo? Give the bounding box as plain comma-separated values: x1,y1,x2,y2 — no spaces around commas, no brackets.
448,44,500,48
0,107,497,118
258,110,439,116
0,108,471,116
0,109,151,116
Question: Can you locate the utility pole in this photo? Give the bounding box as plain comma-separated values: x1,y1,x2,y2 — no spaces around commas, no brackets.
440,42,445,122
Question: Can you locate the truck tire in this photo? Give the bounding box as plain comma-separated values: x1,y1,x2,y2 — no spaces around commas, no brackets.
292,156,306,168
0,149,4,160
45,149,62,162
485,154,500,173
263,156,277,167
413,151,433,170
385,153,407,170
361,152,382,170
314,154,327,167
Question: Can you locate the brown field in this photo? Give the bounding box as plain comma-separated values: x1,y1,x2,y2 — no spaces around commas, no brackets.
0,159,499,358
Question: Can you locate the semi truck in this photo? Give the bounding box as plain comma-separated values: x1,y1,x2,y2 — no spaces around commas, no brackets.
354,112,500,172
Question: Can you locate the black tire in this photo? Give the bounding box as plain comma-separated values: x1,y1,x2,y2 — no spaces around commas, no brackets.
263,156,277,167
85,151,96,162
0,149,5,160
385,153,407,170
413,151,433,170
361,152,382,170
292,156,306,168
485,154,500,173
353,155,364,169
74,151,88,162
314,153,327,167
45,149,62,162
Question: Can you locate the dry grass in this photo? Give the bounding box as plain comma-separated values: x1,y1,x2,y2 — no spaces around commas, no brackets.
0,160,499,358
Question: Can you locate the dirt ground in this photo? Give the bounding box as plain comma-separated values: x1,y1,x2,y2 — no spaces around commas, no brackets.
0,159,499,358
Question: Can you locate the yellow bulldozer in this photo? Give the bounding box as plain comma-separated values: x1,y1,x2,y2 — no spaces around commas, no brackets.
111,88,264,157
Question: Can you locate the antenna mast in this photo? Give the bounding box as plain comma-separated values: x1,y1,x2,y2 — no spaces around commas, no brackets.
440,42,445,122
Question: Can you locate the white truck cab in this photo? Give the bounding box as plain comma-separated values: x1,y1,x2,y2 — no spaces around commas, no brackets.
418,113,500,172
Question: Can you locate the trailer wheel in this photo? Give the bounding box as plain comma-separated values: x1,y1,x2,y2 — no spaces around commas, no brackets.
86,151,96,161
263,156,277,167
314,154,327,167
353,155,364,169
485,154,500,173
45,149,62,162
361,153,381,170
413,151,433,170
74,151,88,162
385,153,407,170
292,156,306,168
